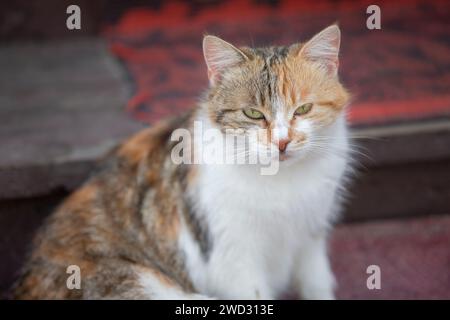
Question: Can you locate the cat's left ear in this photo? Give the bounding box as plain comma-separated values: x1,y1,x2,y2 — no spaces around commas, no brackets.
203,35,249,86
298,25,341,76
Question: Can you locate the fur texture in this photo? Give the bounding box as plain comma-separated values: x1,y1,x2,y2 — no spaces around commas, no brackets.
13,25,351,300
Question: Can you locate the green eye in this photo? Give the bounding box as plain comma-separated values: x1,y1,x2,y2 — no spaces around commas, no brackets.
294,103,313,116
243,108,265,120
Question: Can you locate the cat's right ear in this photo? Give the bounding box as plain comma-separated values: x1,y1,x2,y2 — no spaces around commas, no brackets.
203,35,249,86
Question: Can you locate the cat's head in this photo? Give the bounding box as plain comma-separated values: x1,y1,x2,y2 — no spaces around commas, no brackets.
201,25,350,164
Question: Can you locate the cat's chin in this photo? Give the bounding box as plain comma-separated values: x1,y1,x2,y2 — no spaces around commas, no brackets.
275,152,305,167
279,153,289,162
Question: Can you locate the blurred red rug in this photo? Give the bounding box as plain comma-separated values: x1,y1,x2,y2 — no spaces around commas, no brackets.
331,214,450,299
103,0,450,127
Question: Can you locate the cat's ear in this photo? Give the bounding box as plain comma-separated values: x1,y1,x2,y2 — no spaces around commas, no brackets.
203,35,249,86
298,25,341,76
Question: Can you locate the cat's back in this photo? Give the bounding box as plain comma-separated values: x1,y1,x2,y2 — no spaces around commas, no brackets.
12,114,192,299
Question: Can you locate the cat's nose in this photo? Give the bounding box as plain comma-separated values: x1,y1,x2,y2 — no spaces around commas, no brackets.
278,139,290,153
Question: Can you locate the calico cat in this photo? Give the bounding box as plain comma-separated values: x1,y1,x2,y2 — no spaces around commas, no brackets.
13,25,351,299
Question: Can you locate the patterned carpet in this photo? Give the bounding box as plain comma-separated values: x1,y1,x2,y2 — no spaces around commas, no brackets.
331,215,450,299
2,203,449,299
104,0,450,127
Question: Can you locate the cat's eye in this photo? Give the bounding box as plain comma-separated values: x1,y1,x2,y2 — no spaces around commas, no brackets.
294,103,313,116
243,108,265,120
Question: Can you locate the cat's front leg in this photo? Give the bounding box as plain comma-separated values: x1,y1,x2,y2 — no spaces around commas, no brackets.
293,235,336,300
207,268,274,300
205,248,274,299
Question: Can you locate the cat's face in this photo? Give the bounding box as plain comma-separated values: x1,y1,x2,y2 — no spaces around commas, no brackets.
202,25,349,164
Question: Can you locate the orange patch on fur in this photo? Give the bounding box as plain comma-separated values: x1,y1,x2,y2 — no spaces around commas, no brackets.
156,206,180,240
300,88,309,100
118,128,154,166
118,119,175,166
289,130,306,144
64,183,98,208
277,64,297,107
304,105,341,127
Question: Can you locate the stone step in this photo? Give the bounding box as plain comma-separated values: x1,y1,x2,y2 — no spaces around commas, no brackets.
0,38,449,222
0,38,144,200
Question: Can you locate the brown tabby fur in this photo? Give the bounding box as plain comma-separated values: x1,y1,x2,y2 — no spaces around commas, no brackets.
13,114,200,299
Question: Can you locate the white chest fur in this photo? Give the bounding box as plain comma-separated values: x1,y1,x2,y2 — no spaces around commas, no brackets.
179,118,350,299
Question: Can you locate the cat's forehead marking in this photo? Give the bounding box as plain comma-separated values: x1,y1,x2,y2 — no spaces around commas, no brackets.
276,62,299,109
251,46,289,61
251,46,292,116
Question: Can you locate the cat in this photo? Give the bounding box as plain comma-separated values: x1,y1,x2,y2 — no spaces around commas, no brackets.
13,24,351,300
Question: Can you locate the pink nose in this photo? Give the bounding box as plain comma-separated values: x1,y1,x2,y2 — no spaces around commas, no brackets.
278,139,290,153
